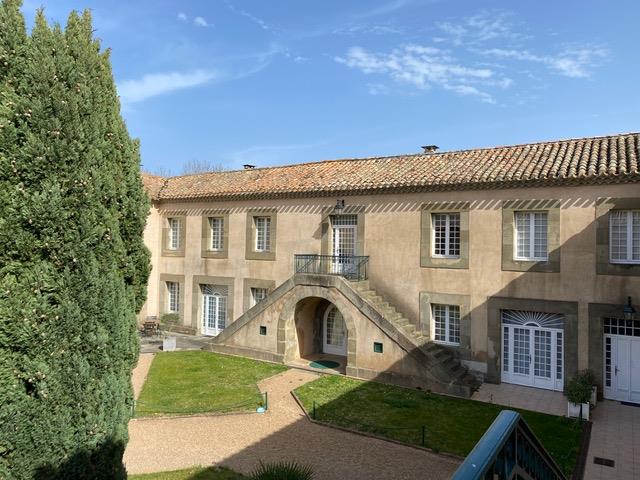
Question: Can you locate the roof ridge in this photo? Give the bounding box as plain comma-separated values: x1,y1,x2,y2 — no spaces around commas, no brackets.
162,131,640,179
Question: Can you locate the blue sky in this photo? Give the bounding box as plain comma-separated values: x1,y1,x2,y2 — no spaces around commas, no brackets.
22,0,640,174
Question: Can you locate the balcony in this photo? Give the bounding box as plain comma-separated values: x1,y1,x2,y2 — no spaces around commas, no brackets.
294,254,369,281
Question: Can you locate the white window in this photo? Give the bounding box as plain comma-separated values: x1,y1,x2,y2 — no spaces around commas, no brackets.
168,218,181,250
514,211,548,261
167,281,180,313
432,304,460,345
209,217,224,251
432,213,460,257
250,287,268,307
255,217,271,252
610,210,640,264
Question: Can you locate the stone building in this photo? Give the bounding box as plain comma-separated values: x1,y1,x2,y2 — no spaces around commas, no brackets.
140,132,640,399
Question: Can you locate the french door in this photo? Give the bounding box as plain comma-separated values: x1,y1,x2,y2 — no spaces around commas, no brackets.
331,215,357,275
501,310,564,391
323,305,347,356
202,293,226,337
604,318,640,403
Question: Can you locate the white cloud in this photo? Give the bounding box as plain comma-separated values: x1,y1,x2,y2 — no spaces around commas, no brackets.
358,0,412,18
225,0,273,32
177,12,187,21
479,46,607,78
193,16,210,27
118,70,216,104
437,11,525,46
336,45,501,102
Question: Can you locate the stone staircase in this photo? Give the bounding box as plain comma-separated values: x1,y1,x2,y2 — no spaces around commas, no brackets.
351,280,481,394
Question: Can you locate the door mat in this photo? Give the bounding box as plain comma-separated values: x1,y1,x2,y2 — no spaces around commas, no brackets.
309,360,340,369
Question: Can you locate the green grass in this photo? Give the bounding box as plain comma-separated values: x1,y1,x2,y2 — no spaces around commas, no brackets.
294,375,582,475
135,351,287,417
129,466,246,480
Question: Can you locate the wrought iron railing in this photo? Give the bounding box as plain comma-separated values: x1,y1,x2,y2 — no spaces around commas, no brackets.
452,410,566,480
294,254,369,281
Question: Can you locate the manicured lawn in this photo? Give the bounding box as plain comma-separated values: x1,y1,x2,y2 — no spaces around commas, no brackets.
294,375,582,476
135,351,287,416
129,466,245,480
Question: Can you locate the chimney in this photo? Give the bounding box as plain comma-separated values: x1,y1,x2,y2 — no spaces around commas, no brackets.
421,145,439,153
243,164,256,170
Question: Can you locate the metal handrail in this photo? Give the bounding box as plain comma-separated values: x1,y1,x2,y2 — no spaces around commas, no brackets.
452,410,566,480
294,254,369,281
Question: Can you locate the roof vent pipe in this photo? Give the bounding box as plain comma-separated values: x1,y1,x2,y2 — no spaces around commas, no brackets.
421,145,439,153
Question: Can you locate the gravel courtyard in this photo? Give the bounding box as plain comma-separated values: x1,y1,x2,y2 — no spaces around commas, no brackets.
124,353,460,479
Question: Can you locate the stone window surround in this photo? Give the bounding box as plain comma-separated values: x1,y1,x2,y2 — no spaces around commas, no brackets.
596,197,640,277
161,214,186,257
191,275,235,333
486,296,578,385
201,211,230,259
159,274,185,319
588,302,636,394
419,291,471,358
243,278,276,313
245,209,277,261
420,202,469,269
501,199,561,273
320,206,366,256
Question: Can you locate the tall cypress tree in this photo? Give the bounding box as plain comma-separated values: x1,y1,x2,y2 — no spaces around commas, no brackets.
0,1,150,478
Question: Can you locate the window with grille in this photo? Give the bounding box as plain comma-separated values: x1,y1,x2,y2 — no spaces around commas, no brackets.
432,213,460,257
251,287,268,307
167,281,180,313
514,211,548,261
209,217,224,251
432,304,460,345
254,217,271,252
609,210,640,264
168,218,181,250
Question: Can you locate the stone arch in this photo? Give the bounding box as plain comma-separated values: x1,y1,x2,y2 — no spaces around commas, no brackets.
277,285,357,367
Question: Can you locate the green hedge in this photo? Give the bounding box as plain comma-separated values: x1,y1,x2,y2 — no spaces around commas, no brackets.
0,1,150,478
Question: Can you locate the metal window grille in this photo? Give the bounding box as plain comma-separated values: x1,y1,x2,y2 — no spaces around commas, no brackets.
209,217,224,251
514,211,548,261
503,326,509,373
167,281,179,312
609,210,640,263
168,218,181,250
432,213,460,257
201,285,228,332
255,217,271,252
432,304,460,345
251,287,268,306
326,307,345,346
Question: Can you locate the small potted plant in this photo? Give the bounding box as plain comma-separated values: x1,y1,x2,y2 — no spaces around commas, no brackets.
579,369,597,408
566,374,592,420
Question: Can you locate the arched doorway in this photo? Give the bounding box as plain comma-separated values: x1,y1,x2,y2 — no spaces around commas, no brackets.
323,304,347,356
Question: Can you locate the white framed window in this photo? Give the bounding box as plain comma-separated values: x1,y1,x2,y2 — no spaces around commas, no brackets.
167,281,180,313
255,216,271,252
209,217,224,251
514,211,548,261
168,218,181,250
610,210,640,264
432,304,460,345
250,287,268,307
432,213,460,258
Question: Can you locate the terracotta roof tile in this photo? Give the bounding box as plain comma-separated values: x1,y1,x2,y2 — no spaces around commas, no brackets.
145,132,640,201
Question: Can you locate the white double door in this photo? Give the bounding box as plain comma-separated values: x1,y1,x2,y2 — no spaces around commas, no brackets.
202,293,226,336
323,306,347,356
604,335,640,403
502,324,563,391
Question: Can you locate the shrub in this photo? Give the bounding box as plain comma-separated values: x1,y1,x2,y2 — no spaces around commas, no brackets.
0,2,150,478
250,461,314,480
160,313,181,325
566,376,592,406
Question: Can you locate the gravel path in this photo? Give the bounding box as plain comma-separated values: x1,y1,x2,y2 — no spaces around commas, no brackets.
124,367,460,479
131,353,154,400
